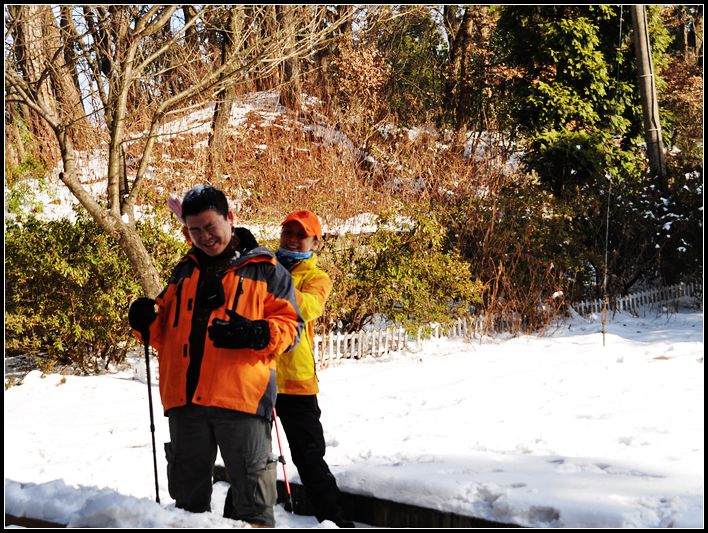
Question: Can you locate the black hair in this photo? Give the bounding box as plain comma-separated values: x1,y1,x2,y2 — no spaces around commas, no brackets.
181,184,229,220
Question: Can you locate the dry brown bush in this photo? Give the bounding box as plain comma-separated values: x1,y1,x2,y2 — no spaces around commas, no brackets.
131,107,391,231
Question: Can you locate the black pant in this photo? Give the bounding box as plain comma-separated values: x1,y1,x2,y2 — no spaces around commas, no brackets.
166,405,276,526
275,393,345,523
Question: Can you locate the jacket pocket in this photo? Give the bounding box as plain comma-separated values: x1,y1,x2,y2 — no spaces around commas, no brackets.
252,455,278,509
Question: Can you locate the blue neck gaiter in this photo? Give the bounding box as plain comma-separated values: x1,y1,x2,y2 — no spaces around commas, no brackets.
276,247,312,270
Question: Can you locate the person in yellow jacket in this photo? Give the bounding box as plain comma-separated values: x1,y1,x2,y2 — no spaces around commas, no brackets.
274,210,354,528
129,185,302,527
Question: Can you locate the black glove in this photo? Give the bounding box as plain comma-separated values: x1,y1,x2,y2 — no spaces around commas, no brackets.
208,309,270,350
129,297,157,337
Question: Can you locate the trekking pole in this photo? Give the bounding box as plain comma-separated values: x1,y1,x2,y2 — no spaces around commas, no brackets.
272,407,294,513
142,333,161,504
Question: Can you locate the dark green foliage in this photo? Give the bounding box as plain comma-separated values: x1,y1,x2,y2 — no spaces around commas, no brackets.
525,130,609,199
494,5,671,145
488,5,696,297
4,214,188,373
657,157,704,285
496,6,615,133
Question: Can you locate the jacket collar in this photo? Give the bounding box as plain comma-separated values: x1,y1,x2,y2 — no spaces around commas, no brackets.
288,253,318,273
182,227,275,270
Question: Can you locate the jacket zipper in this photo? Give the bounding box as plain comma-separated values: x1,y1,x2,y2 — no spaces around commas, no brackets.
172,278,184,327
231,275,245,313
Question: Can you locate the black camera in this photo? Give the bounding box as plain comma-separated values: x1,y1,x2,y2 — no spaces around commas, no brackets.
201,276,225,310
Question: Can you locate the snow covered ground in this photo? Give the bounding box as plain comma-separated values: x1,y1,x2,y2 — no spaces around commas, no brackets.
5,306,703,528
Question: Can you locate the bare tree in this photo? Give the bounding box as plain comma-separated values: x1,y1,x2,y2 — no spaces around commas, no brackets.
7,6,184,296
6,5,354,297
6,6,232,296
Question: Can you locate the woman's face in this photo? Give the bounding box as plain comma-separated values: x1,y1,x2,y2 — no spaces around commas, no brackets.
280,221,318,253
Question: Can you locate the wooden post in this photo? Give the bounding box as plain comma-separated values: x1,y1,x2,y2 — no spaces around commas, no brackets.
631,5,667,180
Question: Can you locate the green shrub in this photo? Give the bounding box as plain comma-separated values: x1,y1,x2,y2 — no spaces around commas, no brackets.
4,176,50,217
6,152,47,186
4,214,188,373
318,205,483,334
5,118,49,189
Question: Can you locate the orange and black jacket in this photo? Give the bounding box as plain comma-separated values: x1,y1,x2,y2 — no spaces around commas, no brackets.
137,228,303,419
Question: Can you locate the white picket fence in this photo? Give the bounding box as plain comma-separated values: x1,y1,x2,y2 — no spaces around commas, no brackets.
313,316,486,369
572,282,700,316
312,282,701,368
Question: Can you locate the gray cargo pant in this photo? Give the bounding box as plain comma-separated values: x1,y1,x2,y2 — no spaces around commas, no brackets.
165,404,277,526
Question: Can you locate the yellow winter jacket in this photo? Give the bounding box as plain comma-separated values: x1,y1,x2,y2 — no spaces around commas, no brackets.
276,255,332,395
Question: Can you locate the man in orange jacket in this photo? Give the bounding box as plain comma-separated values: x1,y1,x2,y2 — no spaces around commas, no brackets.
129,185,302,527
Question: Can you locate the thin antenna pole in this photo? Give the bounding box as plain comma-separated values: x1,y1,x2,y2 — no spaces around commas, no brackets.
602,179,612,346
602,6,625,346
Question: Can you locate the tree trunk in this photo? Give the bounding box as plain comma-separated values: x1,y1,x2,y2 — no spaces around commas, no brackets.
689,6,703,65
256,6,280,91
57,130,163,297
37,5,89,145
277,5,302,112
443,5,460,50
444,8,475,142
59,7,85,107
7,5,60,153
208,7,243,184
182,6,201,50
82,6,114,128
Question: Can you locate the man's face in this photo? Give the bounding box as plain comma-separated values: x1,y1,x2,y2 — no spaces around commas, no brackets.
184,209,233,257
